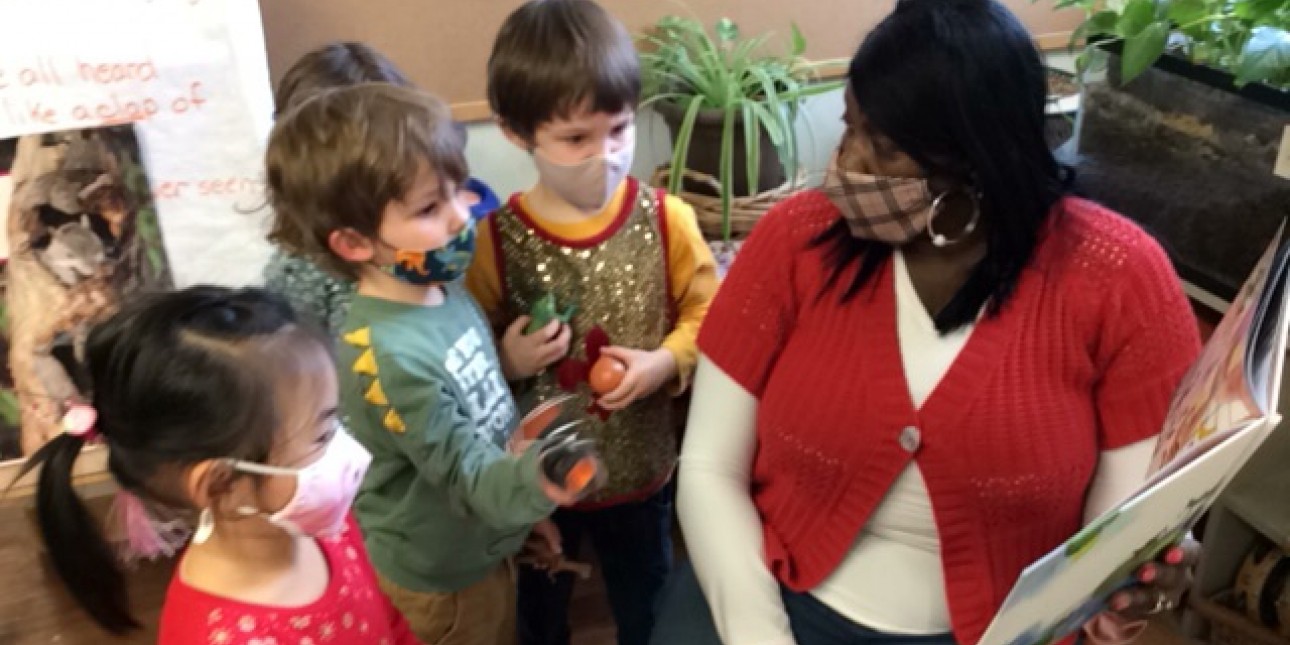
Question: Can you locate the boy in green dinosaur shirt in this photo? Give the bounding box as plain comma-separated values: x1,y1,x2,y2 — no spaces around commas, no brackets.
265,82,587,645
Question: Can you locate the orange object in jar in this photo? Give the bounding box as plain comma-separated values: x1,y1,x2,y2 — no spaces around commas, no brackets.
565,457,599,494
589,356,627,394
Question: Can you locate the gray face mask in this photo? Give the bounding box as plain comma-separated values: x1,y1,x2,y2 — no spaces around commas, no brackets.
532,126,636,212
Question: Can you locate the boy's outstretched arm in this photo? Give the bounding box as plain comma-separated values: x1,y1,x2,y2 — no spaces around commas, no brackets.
376,351,560,529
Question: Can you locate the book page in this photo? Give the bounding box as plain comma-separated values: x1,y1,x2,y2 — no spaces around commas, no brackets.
1148,229,1284,475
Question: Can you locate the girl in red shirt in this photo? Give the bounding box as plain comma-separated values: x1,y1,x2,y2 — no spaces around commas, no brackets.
17,287,417,644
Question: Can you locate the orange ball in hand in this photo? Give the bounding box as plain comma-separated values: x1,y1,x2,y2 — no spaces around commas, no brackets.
589,356,627,394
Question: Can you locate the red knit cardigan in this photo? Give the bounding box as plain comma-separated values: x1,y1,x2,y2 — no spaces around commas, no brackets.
697,192,1201,645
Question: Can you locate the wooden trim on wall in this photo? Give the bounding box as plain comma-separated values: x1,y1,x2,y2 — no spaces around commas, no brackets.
0,445,113,505
451,101,494,124
815,61,850,81
1036,31,1076,51
1185,280,1232,315
448,31,1076,123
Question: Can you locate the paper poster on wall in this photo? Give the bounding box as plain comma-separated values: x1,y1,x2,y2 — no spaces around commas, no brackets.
0,0,275,289
3,128,172,460
0,169,13,460
0,0,274,462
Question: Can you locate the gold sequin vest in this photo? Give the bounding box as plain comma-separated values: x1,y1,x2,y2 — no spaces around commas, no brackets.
493,180,676,504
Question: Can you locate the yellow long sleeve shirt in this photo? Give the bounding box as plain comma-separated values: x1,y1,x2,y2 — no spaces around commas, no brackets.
466,181,718,387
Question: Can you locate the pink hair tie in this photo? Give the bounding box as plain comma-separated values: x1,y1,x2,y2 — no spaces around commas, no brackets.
106,490,192,565
61,404,99,441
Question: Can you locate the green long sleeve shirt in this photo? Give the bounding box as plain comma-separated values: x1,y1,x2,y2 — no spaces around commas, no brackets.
338,283,554,593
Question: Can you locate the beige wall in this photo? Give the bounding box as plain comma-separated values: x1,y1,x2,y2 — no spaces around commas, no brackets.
257,0,1082,121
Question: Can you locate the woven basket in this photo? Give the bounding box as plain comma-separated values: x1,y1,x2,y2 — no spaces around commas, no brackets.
1192,591,1290,645
650,165,808,241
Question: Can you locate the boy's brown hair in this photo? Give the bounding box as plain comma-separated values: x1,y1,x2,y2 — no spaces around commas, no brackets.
274,41,412,117
487,0,640,140
266,83,467,280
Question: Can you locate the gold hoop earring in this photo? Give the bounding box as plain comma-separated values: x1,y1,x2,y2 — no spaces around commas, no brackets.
927,189,982,248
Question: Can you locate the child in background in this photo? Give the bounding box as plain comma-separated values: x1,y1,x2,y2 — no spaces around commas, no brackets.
15,286,416,644
468,1,718,643
266,82,593,645
263,41,500,338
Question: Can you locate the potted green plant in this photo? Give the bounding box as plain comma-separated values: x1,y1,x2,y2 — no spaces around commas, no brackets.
1041,0,1290,301
638,16,843,242
1046,66,1082,149
1056,0,1289,88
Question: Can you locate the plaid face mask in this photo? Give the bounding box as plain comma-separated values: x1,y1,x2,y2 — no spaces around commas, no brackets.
822,149,934,244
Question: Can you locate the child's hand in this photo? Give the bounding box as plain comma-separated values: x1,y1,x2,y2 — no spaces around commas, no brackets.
535,422,602,506
507,436,534,455
501,316,570,380
596,347,677,411
539,471,591,506
521,519,563,565
518,519,593,581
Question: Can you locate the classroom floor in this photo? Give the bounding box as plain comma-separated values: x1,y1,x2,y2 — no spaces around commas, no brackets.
564,556,1199,645
567,564,1204,645
0,496,1198,645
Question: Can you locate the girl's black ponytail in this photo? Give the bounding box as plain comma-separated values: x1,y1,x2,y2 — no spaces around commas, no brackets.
17,432,137,633
5,286,310,634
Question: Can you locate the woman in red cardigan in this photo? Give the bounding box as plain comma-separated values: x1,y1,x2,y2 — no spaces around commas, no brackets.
649,1,1202,644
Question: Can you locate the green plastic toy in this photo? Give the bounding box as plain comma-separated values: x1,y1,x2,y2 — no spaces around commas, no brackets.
526,292,577,334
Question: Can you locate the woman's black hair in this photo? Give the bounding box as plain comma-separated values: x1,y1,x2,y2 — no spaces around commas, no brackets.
10,286,312,633
814,0,1073,332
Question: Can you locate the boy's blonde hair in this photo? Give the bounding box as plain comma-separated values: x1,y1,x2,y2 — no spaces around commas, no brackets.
266,83,467,280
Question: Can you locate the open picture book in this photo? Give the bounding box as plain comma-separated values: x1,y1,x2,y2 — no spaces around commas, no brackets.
977,226,1290,645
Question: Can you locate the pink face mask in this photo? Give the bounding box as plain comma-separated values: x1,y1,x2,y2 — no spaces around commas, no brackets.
232,429,371,537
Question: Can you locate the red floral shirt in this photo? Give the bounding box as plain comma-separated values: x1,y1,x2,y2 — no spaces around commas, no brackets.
158,515,417,645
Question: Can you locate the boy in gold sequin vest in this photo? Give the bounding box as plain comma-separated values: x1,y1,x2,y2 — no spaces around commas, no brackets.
465,2,717,644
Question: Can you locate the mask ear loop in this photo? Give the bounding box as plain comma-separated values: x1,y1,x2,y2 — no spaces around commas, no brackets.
191,458,277,543
223,458,301,520
927,187,983,248
227,459,299,477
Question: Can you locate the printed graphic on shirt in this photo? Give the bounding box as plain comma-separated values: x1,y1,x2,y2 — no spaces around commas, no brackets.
342,325,514,442
444,327,514,444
